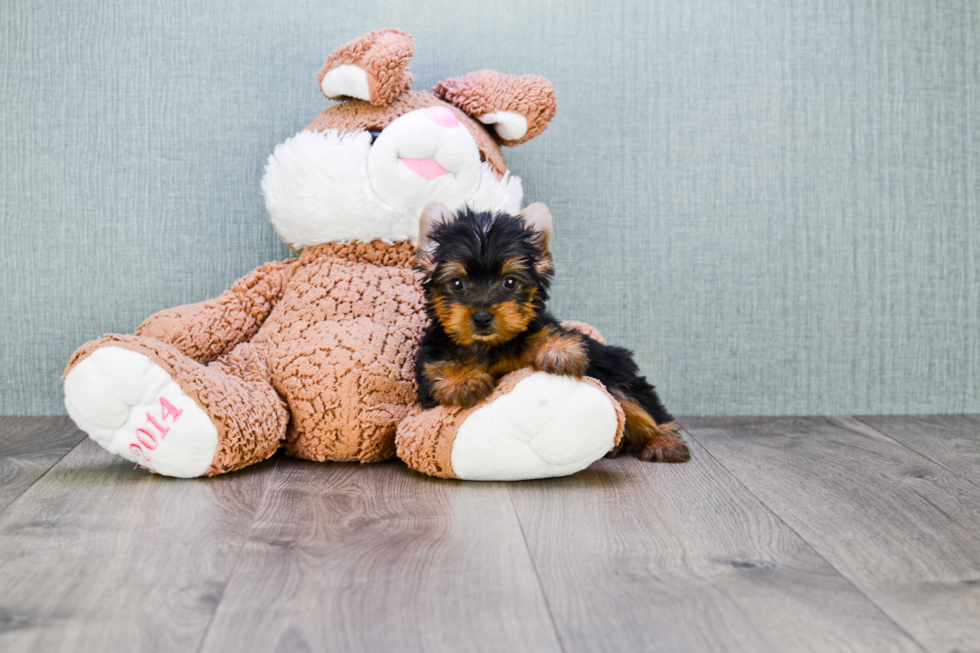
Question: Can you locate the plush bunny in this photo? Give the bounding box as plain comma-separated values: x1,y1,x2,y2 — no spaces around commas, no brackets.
62,29,624,480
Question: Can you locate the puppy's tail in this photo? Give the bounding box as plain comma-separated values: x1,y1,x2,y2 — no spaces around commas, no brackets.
610,380,690,463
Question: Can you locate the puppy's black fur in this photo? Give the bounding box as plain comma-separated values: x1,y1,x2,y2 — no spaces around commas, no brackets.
414,205,689,463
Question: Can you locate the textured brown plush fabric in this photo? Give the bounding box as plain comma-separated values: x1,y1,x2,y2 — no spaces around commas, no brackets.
395,367,626,479
306,91,508,177
434,71,558,146
560,320,607,345
317,28,415,106
136,260,300,364
254,241,425,462
393,401,466,479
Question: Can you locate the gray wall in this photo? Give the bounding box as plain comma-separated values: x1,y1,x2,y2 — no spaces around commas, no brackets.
2,0,978,416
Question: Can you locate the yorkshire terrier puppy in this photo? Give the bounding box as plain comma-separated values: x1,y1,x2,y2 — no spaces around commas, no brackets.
414,202,690,463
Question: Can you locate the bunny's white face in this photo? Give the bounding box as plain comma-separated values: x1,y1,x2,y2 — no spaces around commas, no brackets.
368,107,486,213
261,29,556,250
261,111,522,249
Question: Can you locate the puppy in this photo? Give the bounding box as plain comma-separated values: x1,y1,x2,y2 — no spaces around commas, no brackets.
414,202,690,463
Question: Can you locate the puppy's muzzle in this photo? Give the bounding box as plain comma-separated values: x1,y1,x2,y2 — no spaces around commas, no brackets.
471,310,494,333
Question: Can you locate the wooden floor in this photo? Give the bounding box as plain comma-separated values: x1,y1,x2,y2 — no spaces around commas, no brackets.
1,416,979,653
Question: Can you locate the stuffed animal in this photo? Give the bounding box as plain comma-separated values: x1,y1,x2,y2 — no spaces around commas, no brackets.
62,28,625,480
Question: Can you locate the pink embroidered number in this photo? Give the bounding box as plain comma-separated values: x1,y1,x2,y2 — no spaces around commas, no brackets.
159,397,183,422
135,428,158,450
129,397,183,463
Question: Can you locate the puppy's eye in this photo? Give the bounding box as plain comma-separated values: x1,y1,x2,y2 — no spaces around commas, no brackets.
503,277,519,290
450,278,465,291
368,130,382,144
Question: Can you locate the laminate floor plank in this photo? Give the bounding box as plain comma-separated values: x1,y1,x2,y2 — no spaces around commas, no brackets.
508,436,922,653
197,459,562,653
854,415,980,486
685,416,980,653
0,439,277,653
0,417,85,513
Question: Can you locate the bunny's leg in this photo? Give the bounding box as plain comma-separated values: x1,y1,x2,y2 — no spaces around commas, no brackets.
396,368,624,481
64,336,287,478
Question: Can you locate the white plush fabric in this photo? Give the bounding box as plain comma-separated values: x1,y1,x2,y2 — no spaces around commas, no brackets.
64,347,218,478
479,111,529,141
320,64,370,101
261,112,523,248
451,373,620,481
368,108,484,210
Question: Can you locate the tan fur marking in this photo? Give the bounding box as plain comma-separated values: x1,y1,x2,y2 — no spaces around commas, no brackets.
486,299,535,344
436,295,535,347
488,350,535,377
436,261,469,283
434,297,479,346
614,394,690,463
424,361,495,408
500,257,527,276
529,326,588,377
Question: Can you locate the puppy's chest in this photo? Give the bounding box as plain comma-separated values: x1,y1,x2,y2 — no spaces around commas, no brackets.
481,327,558,377
486,346,534,377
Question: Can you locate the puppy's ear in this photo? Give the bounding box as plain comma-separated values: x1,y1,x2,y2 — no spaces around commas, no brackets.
520,203,554,276
318,29,414,106
519,203,553,252
417,202,455,266
433,71,557,146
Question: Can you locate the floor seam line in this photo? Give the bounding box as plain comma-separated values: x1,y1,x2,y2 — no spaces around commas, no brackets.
0,429,87,517
682,423,931,653
848,415,980,492
194,454,282,653
506,485,568,653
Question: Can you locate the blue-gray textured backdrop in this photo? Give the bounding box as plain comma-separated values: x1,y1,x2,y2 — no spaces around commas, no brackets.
1,0,978,416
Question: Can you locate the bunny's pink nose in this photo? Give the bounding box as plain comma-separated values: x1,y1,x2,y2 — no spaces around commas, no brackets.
426,106,459,128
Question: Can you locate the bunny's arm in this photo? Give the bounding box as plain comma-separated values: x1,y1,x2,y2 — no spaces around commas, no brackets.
135,259,300,363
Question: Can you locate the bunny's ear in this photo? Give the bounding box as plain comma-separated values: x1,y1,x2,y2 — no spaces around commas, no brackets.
433,71,557,146
317,28,414,106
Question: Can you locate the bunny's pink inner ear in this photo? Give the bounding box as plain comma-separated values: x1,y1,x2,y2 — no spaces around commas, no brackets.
317,28,414,106
433,71,557,146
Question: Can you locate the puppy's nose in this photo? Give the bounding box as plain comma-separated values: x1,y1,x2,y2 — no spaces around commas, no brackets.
472,311,494,329
426,106,459,128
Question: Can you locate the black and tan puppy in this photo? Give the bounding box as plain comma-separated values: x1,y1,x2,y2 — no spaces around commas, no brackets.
414,202,690,463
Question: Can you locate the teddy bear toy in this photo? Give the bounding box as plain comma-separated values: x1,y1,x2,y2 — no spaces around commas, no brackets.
62,28,628,480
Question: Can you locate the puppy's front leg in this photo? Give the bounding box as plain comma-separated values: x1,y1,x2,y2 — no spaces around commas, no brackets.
531,327,589,378
424,361,496,409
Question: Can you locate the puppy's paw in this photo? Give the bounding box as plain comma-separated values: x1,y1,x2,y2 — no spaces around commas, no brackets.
428,363,496,409
638,432,691,463
435,375,495,408
533,331,589,378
